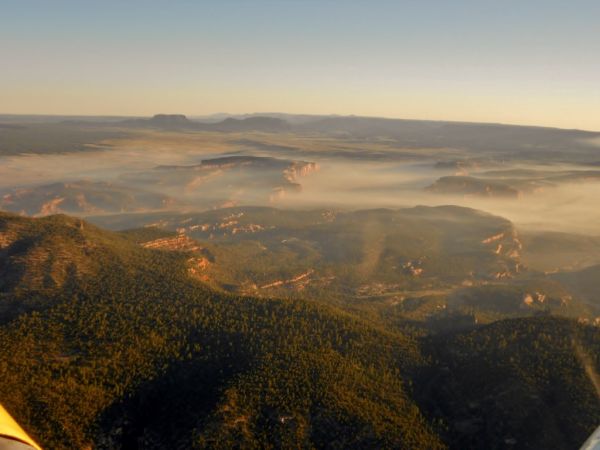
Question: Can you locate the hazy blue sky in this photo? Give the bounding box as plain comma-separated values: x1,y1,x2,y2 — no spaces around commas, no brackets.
1,0,599,129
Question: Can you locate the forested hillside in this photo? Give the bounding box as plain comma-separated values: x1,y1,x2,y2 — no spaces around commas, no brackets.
0,212,598,449
418,317,600,449
0,212,439,449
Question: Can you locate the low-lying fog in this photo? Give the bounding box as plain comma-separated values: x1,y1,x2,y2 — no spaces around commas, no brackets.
2,142,600,236
0,146,224,188
289,160,600,235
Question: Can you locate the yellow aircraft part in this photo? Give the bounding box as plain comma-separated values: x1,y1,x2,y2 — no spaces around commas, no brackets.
0,404,41,450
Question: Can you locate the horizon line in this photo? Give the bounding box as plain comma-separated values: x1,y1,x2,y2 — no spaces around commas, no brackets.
0,111,598,134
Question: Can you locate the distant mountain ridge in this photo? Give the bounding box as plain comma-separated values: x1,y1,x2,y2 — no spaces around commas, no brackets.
95,112,600,141
100,113,600,162
118,114,291,132
3,113,599,162
120,113,195,129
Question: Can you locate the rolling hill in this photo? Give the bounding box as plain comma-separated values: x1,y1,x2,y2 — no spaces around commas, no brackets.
0,211,440,449
89,205,523,292
0,211,597,449
0,181,176,216
88,206,599,325
418,317,600,449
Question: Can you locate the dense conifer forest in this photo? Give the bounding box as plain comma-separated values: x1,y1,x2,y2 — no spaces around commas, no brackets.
0,212,598,449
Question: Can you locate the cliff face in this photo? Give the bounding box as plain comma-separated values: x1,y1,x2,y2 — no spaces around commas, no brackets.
283,161,319,182
146,155,319,207
141,234,202,252
480,228,523,279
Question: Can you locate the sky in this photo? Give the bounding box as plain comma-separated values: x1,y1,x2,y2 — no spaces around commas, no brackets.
1,0,599,130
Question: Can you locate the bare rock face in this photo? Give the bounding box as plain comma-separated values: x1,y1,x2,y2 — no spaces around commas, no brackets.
480,228,523,279
284,161,319,181
402,260,424,277
259,269,315,290
141,235,202,252
140,233,215,282
141,155,319,208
